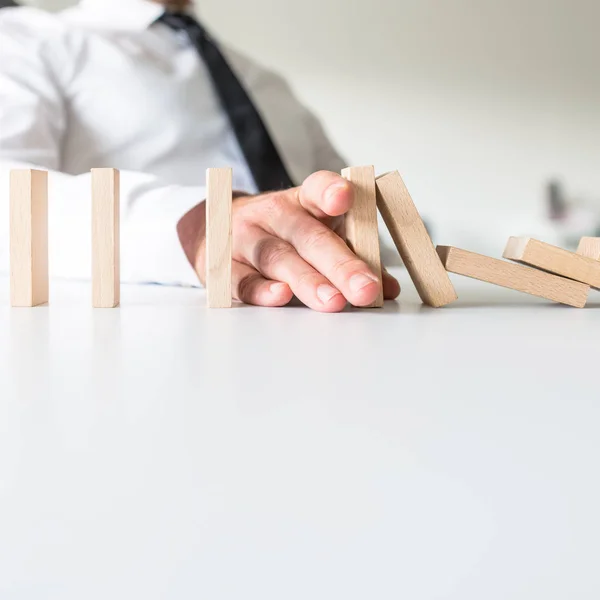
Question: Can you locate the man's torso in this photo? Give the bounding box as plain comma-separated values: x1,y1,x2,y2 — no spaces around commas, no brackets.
0,2,323,190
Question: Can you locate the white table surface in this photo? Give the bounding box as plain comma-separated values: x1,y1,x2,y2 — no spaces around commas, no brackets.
1,270,599,599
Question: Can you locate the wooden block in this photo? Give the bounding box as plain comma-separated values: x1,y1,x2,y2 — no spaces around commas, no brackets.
437,246,589,308
92,168,120,308
376,171,457,307
10,169,49,307
503,237,600,289
206,168,233,308
341,165,384,308
576,237,600,260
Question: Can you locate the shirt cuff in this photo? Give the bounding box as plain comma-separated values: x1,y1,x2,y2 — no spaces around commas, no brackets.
122,184,205,287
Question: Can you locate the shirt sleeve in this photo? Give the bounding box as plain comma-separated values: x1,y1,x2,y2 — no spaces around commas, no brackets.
0,9,202,287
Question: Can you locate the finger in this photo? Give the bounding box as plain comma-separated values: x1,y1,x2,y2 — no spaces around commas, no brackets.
271,210,382,307
297,171,354,219
232,261,293,307
382,268,401,300
237,225,347,313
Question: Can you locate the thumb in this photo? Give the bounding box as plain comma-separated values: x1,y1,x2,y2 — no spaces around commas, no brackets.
297,171,354,219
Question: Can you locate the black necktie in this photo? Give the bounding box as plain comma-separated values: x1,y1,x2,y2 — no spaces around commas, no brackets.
158,12,295,192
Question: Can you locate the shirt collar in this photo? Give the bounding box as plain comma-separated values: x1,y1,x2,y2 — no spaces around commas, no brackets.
63,0,191,31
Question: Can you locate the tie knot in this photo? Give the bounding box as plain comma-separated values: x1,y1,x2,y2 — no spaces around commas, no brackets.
157,11,202,34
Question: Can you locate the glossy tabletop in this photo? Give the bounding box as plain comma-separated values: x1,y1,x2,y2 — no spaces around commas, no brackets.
1,270,599,599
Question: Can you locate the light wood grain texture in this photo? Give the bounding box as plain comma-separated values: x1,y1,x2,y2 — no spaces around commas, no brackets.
376,170,457,307
342,165,383,308
437,246,589,308
576,237,600,261
503,236,600,289
10,169,49,307
206,168,233,308
92,168,120,308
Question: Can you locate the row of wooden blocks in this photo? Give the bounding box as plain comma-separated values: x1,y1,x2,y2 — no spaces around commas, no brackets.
7,167,235,308
7,167,600,309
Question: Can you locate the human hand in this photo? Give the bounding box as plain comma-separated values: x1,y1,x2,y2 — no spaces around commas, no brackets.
177,170,400,312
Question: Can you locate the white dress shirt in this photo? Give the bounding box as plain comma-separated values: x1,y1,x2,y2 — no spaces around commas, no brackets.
0,0,345,286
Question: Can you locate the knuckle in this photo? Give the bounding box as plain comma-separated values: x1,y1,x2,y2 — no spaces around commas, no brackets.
233,218,254,239
332,256,365,277
302,226,335,251
262,193,288,218
235,193,290,226
253,237,293,268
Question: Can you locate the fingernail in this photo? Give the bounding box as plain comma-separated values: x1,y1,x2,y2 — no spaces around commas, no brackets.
325,182,347,204
270,282,288,295
317,284,340,304
349,273,379,294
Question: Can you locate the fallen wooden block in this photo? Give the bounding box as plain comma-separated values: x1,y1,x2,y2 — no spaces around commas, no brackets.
576,237,600,261
376,171,457,307
503,237,600,289
10,169,49,307
342,165,384,308
206,167,233,308
437,246,589,308
92,168,120,308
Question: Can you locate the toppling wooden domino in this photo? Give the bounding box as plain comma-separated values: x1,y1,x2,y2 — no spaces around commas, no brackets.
376,171,457,307
503,237,600,289
92,168,120,308
437,246,589,308
206,168,233,308
576,237,600,261
10,169,49,307
342,165,384,308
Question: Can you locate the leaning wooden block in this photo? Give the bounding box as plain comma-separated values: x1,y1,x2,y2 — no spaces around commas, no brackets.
92,168,120,308
10,169,49,307
206,168,233,308
503,237,600,289
437,246,589,308
376,171,457,307
576,237,600,261
342,165,384,308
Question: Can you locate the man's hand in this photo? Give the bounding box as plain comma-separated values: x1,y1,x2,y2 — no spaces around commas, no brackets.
177,171,400,312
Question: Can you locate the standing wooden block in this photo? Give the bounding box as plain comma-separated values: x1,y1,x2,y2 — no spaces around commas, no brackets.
206,168,233,308
341,165,384,308
376,171,457,307
576,237,600,260
10,169,49,307
92,168,120,308
437,246,589,308
503,237,600,289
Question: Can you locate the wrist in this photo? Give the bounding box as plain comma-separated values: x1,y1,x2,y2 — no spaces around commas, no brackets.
177,201,207,282
176,191,251,283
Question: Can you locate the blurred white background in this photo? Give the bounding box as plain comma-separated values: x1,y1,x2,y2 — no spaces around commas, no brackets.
21,0,600,252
